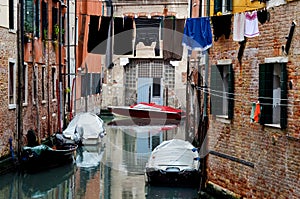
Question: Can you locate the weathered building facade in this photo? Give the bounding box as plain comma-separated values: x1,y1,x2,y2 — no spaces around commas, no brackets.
74,0,103,115
101,0,189,111
0,0,18,162
202,0,300,198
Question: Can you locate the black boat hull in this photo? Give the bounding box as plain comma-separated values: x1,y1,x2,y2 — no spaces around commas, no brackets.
146,169,201,187
21,144,77,173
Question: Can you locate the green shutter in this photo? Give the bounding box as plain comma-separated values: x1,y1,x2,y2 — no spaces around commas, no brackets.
42,1,48,40
214,0,222,14
35,0,40,37
227,0,233,12
228,64,234,119
210,65,223,115
280,63,288,129
25,0,34,33
259,64,273,124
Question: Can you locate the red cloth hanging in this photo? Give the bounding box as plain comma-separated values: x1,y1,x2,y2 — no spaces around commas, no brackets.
254,102,261,122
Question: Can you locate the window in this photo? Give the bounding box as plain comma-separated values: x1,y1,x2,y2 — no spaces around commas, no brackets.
42,65,46,101
32,65,38,104
125,64,137,89
164,63,175,90
35,0,40,37
210,64,234,119
152,78,161,97
24,0,34,33
23,63,28,105
9,0,14,29
42,1,48,40
259,63,287,129
92,73,101,94
8,59,16,108
214,0,232,15
71,19,78,45
52,67,57,99
52,7,58,40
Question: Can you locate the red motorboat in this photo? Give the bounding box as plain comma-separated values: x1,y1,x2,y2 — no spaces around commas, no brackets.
107,102,185,120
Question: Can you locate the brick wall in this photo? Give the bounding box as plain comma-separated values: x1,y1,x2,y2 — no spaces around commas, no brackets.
0,28,18,157
208,2,300,198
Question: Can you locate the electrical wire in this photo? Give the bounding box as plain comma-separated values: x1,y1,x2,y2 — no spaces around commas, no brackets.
193,85,300,107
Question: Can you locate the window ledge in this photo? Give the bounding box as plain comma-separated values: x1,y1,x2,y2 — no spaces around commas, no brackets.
9,29,16,34
42,100,47,104
216,115,231,124
264,56,288,63
52,99,57,103
8,104,16,109
22,103,28,107
264,124,281,129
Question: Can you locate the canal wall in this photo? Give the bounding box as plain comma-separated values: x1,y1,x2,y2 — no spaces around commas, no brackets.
207,2,300,198
0,26,18,168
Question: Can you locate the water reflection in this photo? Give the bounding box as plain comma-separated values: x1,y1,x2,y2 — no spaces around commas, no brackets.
0,117,206,199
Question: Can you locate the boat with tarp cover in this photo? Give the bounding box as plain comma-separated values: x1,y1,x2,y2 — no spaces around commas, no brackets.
145,139,201,187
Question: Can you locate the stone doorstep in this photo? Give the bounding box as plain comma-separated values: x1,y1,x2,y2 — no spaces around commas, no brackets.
204,181,242,199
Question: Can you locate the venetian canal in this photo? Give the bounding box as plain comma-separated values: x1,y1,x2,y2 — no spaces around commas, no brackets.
0,117,212,199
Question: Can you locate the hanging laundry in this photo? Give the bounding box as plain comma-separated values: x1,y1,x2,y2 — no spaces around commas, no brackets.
182,17,212,53
254,101,261,122
233,13,245,42
211,14,232,41
257,9,270,25
88,16,112,54
113,17,134,55
244,11,259,38
163,18,185,61
134,18,162,57
87,15,100,53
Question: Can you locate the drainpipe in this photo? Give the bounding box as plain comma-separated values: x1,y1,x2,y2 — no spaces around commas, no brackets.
58,0,66,132
185,0,193,139
67,0,70,116
106,0,113,68
17,0,24,162
198,0,210,192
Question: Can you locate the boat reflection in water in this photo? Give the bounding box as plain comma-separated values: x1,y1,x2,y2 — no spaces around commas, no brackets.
22,163,76,198
0,117,209,199
145,185,199,199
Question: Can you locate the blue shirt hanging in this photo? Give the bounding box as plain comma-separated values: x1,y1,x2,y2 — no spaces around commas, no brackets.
182,17,212,53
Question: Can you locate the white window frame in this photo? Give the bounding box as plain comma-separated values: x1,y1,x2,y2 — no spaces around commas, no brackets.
23,62,28,106
52,66,57,101
32,64,38,105
41,65,46,103
8,58,16,109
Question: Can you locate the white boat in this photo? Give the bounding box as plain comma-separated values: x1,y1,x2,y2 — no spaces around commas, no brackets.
145,139,201,187
63,112,106,145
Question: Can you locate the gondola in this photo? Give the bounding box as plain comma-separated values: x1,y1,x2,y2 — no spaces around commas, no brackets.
21,132,77,173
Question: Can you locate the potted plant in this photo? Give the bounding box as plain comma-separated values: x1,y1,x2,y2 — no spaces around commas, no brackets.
24,21,34,43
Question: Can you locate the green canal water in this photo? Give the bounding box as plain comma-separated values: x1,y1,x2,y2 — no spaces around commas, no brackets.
0,117,216,199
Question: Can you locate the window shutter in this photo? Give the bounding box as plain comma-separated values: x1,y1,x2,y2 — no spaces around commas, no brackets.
210,65,223,115
280,63,287,129
228,64,234,119
226,0,233,12
214,0,222,14
52,7,58,40
259,64,273,124
42,1,48,40
35,0,40,37
25,0,34,33
9,0,14,29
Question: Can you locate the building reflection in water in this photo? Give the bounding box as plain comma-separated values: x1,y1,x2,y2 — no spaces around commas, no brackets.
0,118,200,199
